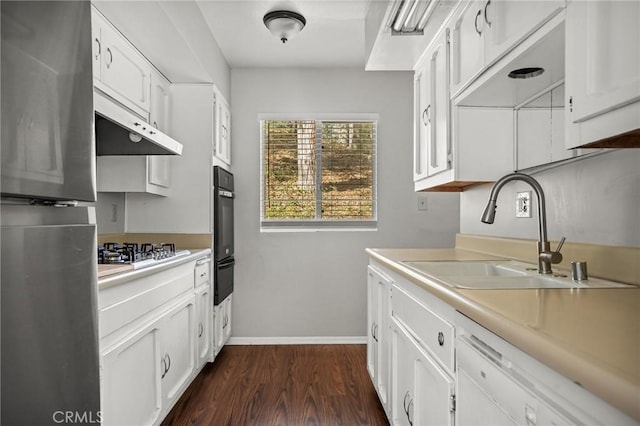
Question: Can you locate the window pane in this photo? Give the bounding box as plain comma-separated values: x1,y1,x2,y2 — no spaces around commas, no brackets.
321,121,374,219
263,120,316,219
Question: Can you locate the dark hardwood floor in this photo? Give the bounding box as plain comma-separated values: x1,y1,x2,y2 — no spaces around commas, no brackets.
162,344,389,426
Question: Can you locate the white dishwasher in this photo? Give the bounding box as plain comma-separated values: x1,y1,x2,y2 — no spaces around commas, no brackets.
455,314,603,426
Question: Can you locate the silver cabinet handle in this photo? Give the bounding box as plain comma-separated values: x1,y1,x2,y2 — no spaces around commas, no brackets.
198,322,204,338
484,0,492,28
106,47,113,68
153,121,158,129
160,357,167,379
165,354,171,374
474,9,483,35
407,399,414,426
422,105,431,125
94,38,101,61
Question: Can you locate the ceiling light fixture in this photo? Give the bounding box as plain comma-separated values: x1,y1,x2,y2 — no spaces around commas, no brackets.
390,0,436,35
263,10,306,44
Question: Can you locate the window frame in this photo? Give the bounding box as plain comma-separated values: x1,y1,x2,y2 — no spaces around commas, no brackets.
259,113,378,231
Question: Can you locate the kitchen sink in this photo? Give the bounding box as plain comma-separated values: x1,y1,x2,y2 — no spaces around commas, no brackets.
402,260,531,277
401,260,634,289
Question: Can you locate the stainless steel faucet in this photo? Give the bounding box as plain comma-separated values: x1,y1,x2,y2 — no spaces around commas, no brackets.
481,172,565,274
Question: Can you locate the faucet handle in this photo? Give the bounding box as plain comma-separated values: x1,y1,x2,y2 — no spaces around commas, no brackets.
549,237,566,264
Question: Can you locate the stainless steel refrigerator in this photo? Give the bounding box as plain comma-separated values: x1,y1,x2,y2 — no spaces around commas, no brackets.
1,2,101,424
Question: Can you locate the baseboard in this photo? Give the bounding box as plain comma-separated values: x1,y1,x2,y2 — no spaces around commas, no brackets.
227,336,367,345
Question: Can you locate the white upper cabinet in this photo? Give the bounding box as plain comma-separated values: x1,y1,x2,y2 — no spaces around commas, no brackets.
450,0,565,98
213,88,231,166
91,7,151,117
414,29,451,190
150,69,171,134
565,0,640,148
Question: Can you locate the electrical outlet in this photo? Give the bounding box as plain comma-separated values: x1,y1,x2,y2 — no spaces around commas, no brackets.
417,194,428,211
111,204,118,222
516,191,531,218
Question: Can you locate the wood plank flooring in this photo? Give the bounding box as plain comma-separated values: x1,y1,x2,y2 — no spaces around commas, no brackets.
162,344,389,426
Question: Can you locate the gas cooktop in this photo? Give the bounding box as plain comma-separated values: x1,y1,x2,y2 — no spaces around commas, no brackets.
98,242,190,270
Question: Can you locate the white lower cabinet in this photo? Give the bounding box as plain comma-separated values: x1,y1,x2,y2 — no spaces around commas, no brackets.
99,253,212,425
391,318,455,426
101,294,195,426
195,283,213,367
161,296,196,412
214,294,232,355
367,266,391,415
101,317,163,426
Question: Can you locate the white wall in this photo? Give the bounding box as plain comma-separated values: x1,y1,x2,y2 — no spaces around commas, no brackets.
231,68,459,339
461,149,640,247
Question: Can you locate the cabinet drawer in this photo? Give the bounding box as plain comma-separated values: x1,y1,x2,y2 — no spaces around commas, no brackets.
195,257,211,287
99,265,194,339
391,284,454,372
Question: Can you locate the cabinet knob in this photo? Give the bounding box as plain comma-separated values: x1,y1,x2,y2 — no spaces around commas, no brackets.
438,331,445,346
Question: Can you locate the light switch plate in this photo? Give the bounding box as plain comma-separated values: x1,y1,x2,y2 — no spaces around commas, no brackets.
417,194,428,211
516,191,532,218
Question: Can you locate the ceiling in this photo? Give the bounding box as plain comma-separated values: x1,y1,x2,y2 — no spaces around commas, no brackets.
196,0,371,68
95,0,375,79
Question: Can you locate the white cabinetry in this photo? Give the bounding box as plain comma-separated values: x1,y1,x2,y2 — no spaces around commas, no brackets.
160,296,196,412
195,258,213,367
99,254,212,426
97,155,170,197
150,69,171,133
388,275,456,426
101,317,163,426
214,294,232,355
101,292,196,426
91,7,151,117
391,317,455,426
565,0,640,148
449,0,565,97
414,30,451,190
213,88,231,166
367,265,391,415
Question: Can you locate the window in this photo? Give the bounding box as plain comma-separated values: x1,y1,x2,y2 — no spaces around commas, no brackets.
260,115,377,229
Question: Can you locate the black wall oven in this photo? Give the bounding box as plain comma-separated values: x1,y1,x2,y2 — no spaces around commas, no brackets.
213,166,234,305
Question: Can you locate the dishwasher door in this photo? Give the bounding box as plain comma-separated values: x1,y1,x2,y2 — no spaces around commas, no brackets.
456,338,525,425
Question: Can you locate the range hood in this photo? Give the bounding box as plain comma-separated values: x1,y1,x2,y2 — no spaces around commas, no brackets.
94,91,183,156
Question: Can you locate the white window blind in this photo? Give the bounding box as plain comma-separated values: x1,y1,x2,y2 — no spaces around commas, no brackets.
261,118,377,229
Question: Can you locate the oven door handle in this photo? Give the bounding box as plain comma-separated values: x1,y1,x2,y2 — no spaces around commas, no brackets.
217,258,235,269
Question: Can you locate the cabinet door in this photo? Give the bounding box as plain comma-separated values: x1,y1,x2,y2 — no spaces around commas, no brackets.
391,320,415,426
450,1,485,95
214,295,232,355
366,267,379,383
375,269,390,412
100,21,151,113
484,0,564,65
566,1,640,124
148,156,170,189
196,284,212,369
426,31,450,178
414,64,430,182
91,10,104,81
214,91,231,165
101,320,163,426
412,342,455,426
150,69,171,133
161,297,196,411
